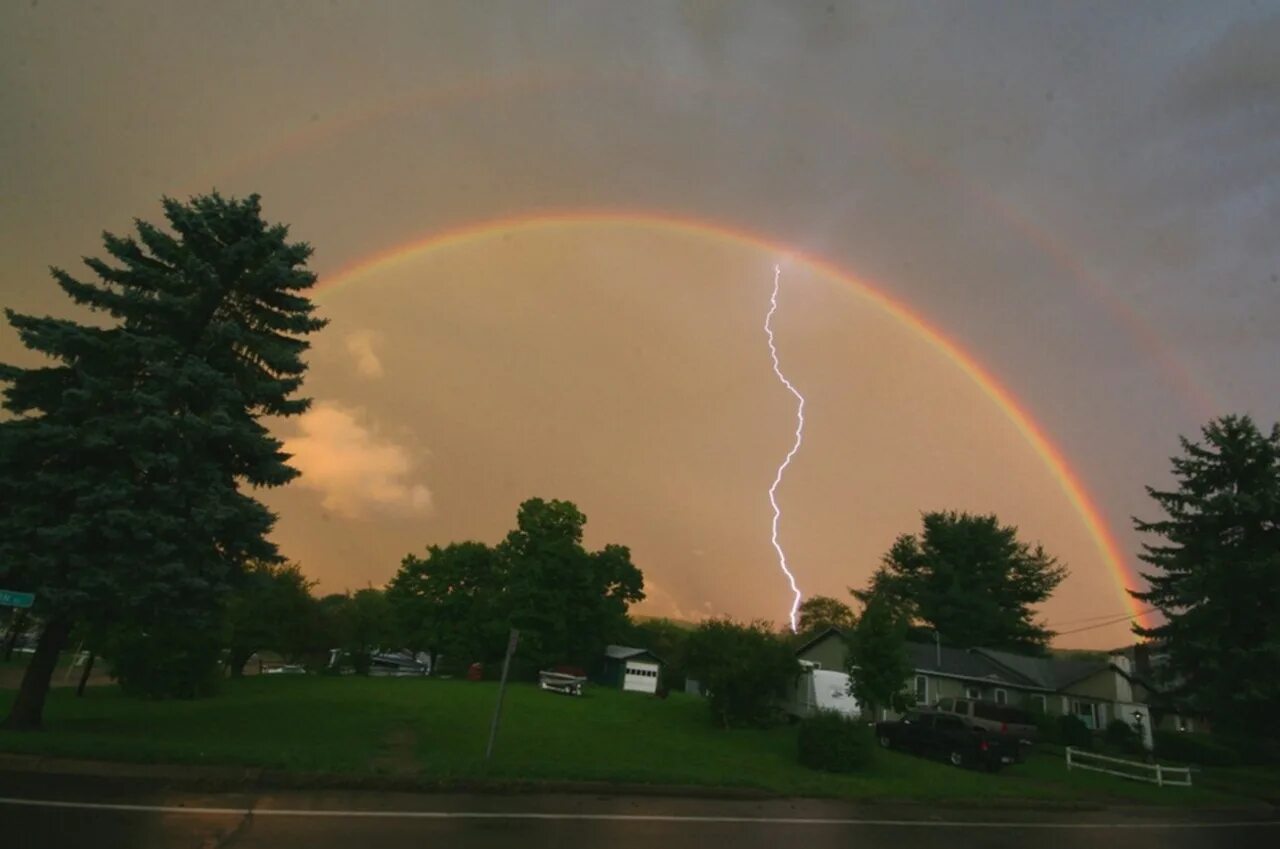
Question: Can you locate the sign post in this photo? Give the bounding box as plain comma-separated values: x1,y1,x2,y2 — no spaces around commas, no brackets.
485,628,519,761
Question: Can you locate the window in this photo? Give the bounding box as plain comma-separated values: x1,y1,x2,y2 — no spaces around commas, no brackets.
1030,694,1047,713
1073,700,1098,730
994,688,1007,705
966,686,981,699
914,675,928,704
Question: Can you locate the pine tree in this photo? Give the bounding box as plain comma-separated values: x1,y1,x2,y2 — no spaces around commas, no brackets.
1131,415,1280,739
0,192,325,728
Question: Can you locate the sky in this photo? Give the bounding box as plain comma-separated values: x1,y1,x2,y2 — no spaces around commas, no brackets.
2,1,1277,649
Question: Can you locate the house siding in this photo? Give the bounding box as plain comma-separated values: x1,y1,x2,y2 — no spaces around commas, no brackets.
797,634,849,672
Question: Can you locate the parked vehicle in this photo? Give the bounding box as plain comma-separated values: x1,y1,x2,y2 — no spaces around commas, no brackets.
875,711,1014,771
785,663,861,720
934,697,1036,759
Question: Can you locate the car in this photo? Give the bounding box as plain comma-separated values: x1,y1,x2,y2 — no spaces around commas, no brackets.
875,711,1014,771
934,697,1037,760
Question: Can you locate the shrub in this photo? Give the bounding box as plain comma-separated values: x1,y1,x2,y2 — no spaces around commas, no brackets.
798,710,876,772
106,623,223,699
1032,710,1060,744
684,618,799,728
1153,731,1240,767
1058,714,1093,749
1104,719,1144,754
1216,734,1280,766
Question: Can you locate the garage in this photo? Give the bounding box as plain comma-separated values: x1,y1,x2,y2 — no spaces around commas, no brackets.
603,645,664,694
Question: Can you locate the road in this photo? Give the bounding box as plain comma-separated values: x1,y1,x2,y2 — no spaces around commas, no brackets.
1,774,1275,849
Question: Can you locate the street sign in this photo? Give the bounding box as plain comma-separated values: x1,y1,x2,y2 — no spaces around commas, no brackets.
0,590,34,609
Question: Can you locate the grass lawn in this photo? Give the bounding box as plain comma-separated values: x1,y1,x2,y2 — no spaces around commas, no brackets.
0,676,1264,806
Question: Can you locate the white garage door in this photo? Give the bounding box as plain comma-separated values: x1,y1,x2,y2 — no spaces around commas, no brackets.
623,661,660,693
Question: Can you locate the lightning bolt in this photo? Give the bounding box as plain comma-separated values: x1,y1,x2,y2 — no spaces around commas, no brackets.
763,264,805,633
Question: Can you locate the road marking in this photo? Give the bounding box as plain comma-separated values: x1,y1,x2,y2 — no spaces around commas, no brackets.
0,797,1275,828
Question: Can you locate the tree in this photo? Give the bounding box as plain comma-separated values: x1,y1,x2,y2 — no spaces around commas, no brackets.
321,588,395,674
496,498,644,673
226,561,318,676
1131,415,1280,739
387,541,507,671
846,592,912,720
796,595,856,637
684,618,799,728
859,511,1067,653
0,192,324,727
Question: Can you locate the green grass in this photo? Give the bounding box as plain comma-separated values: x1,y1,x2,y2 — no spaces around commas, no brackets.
0,676,1264,806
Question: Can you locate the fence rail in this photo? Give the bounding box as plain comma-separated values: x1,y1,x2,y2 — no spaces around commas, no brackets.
1065,746,1191,787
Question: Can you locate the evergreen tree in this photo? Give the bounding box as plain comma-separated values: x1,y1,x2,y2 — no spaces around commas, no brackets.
0,192,324,727
1131,415,1280,739
858,511,1067,653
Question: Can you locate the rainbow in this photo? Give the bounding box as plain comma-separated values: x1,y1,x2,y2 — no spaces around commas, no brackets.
318,210,1151,629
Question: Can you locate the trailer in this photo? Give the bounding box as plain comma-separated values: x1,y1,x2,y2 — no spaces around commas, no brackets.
786,663,861,720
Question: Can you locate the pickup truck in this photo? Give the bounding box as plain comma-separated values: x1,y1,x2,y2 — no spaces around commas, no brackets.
934,697,1037,760
875,711,1015,771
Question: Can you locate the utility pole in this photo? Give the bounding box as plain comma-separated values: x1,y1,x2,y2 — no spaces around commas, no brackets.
485,628,519,760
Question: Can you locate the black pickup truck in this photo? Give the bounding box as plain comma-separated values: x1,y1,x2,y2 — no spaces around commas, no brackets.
875,711,1015,771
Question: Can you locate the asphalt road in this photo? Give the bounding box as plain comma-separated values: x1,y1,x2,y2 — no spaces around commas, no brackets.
2,776,1275,849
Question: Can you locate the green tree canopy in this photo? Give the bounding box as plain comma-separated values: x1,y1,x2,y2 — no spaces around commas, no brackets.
386,498,645,676
858,511,1067,653
226,561,319,676
386,541,507,672
1131,415,1280,739
0,192,324,727
796,594,857,638
846,592,912,719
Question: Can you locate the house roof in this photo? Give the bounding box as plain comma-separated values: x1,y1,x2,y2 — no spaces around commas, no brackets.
605,645,662,664
974,647,1109,690
793,626,844,657
905,642,1040,687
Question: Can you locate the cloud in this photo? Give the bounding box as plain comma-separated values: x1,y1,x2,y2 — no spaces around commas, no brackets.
345,331,384,379
283,402,431,519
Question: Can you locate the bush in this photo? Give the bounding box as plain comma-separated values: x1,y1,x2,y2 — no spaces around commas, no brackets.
1216,734,1280,766
684,618,799,728
1031,710,1060,744
1104,719,1144,755
798,710,876,772
1153,731,1240,767
1058,714,1093,749
106,624,223,699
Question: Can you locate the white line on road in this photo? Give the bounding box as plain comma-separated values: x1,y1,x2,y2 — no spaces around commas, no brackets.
0,797,1275,828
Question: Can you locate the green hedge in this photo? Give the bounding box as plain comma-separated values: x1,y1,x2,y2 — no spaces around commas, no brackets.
797,711,876,772
1153,731,1240,767
1058,714,1093,749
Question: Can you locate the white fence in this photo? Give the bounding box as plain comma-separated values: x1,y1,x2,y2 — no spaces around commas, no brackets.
1065,746,1192,787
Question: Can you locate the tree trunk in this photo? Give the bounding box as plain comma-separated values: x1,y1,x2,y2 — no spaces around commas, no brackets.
228,648,252,678
76,652,96,697
2,610,29,661
1,616,72,730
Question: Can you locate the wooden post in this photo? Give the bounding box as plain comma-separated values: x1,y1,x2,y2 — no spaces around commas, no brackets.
1066,746,1073,771
1156,763,1163,787
485,629,519,761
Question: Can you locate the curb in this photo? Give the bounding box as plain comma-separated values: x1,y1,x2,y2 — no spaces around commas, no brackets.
0,752,1274,817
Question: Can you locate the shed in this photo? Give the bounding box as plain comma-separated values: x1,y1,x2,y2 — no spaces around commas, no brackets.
602,645,663,694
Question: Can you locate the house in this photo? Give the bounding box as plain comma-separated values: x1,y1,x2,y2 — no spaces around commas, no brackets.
600,645,663,694
1115,642,1212,734
795,627,1152,737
